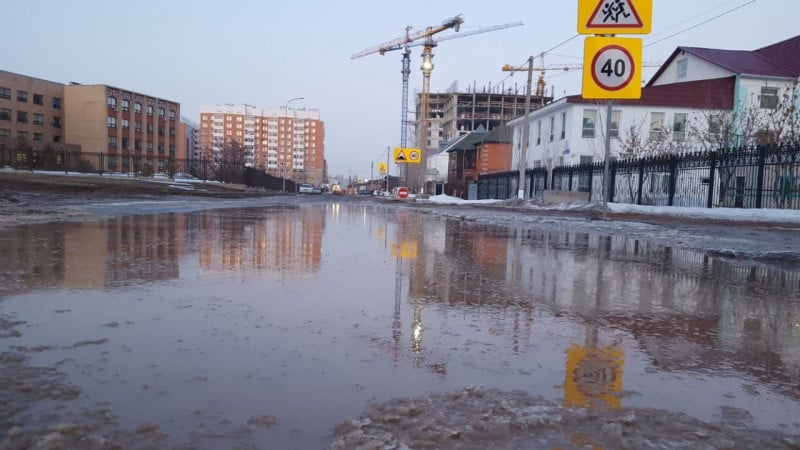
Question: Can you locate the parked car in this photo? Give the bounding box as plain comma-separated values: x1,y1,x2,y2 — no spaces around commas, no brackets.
331,184,343,195
299,184,315,194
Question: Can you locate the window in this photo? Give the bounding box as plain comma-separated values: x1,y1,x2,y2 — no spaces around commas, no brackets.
549,116,555,142
649,112,665,140
169,110,176,121
121,118,129,130
33,133,43,142
108,136,117,148
135,121,142,132
582,109,597,138
53,135,61,143
0,108,10,121
0,128,10,137
158,143,164,153
134,139,142,150
122,137,130,149
147,105,153,116
158,107,165,118
17,131,28,140
33,93,44,105
560,112,566,140
107,116,116,128
134,102,142,114
107,96,117,109
158,125,164,136
760,86,779,109
53,97,61,109
610,110,620,138
169,144,176,154
677,59,688,79
121,99,130,111
17,90,28,102
33,113,44,125
147,123,153,134
673,113,687,142
146,142,153,152
17,111,27,123
0,87,10,99
52,117,61,128
169,127,175,138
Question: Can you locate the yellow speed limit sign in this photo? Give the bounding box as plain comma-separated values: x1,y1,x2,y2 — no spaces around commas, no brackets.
393,148,422,164
582,36,641,99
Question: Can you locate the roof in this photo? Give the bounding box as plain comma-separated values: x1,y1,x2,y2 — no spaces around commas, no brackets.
569,77,735,109
443,123,513,153
647,34,800,86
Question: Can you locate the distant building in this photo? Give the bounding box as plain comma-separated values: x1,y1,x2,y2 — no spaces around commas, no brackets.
64,83,180,174
440,124,513,198
179,116,199,166
199,104,325,186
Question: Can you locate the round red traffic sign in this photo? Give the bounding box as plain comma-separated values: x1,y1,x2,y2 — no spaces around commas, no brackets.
591,44,635,91
397,187,409,199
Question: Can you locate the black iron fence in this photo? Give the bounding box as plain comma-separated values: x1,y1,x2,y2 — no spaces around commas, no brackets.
243,167,297,192
477,142,800,210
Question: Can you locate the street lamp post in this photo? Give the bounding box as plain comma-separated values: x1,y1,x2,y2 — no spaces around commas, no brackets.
283,97,304,192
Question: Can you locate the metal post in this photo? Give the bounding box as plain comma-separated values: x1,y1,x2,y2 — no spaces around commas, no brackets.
602,100,613,220
518,55,534,199
386,146,390,193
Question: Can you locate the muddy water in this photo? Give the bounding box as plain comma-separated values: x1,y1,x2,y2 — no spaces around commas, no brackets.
1,203,799,449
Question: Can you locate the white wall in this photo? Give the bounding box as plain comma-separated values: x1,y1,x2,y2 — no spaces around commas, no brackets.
650,53,732,86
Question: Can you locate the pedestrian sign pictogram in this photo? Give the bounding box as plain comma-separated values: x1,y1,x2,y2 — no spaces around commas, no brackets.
578,0,652,35
377,162,387,174
393,147,421,164
582,37,642,99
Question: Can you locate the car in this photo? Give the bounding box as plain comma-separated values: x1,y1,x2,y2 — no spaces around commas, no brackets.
298,183,314,194
331,184,343,195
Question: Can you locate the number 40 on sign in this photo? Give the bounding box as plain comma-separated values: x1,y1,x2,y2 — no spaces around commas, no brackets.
581,36,642,100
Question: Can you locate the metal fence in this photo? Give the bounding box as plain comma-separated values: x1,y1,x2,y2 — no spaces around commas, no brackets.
477,142,800,210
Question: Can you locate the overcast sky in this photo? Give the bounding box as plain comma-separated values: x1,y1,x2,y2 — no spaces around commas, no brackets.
5,0,797,177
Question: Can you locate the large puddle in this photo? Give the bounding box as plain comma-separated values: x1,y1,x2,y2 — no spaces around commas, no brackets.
1,202,799,448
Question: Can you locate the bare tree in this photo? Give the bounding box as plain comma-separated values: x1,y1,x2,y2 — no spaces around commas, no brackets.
213,139,246,184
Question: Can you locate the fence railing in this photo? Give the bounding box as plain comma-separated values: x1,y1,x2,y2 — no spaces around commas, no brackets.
477,143,800,210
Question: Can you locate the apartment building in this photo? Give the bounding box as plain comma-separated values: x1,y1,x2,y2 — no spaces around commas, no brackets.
179,117,199,165
199,104,325,186
0,70,68,150
64,84,180,174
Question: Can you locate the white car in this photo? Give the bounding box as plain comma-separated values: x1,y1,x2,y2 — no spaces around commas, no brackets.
298,184,315,194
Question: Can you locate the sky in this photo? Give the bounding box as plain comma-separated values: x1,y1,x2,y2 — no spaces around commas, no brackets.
4,0,799,178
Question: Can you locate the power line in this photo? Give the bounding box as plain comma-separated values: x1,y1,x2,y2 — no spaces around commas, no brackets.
645,0,757,47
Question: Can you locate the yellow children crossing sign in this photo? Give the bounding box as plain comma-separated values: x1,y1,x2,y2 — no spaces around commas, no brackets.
393,147,421,164
578,0,652,35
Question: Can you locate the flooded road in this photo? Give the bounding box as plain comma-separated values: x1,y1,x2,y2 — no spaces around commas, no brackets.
2,200,800,448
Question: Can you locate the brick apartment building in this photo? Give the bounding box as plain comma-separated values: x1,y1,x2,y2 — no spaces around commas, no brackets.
199,104,325,186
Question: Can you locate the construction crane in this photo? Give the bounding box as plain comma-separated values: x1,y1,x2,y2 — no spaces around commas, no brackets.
352,16,523,150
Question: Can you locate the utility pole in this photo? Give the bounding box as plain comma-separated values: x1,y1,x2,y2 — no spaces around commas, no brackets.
503,56,535,199
386,146,391,193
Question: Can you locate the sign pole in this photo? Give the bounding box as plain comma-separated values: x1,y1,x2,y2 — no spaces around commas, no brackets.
386,146,390,193
603,99,613,220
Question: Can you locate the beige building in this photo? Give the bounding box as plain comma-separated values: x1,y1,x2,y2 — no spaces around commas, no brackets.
65,84,180,174
0,70,69,150
199,104,325,186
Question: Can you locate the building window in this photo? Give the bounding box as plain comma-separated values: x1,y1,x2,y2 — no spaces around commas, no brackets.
135,139,142,150
134,102,142,114
17,131,28,140
122,137,130,149
582,109,597,138
760,86,779,109
147,123,153,134
53,97,61,109
560,112,566,140
158,125,164,136
33,93,44,105
0,108,10,121
107,116,116,128
158,143,164,154
610,110,620,139
158,107,165,118
17,111,27,123
52,117,61,128
108,136,117,148
121,99,130,111
169,144,176,154
0,87,10,99
549,116,555,142
146,142,153,153
107,96,117,109
673,113,687,142
169,127,175,138
33,113,44,125
135,121,142,132
0,128,10,137
33,133,43,142
121,118,129,129
17,90,28,103
677,59,688,79
53,135,61,143
649,112,665,140
147,105,153,116
169,110,176,121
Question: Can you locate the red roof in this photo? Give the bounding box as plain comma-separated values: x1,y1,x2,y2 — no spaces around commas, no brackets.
755,34,800,77
567,76,735,109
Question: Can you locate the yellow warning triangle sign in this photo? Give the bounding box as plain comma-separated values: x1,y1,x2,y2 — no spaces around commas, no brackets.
396,152,406,161
587,0,643,29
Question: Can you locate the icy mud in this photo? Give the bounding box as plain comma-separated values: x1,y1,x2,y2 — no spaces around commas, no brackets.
332,386,800,450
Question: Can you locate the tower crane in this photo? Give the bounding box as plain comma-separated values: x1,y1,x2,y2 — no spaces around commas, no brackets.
352,16,523,150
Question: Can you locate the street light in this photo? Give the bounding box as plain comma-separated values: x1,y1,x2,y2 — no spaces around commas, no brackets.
282,97,304,193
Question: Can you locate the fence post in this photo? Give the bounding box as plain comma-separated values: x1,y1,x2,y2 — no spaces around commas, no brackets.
707,151,716,209
755,145,767,209
636,159,645,205
568,166,574,192
609,160,617,203
668,155,678,206
587,167,593,202
100,153,104,176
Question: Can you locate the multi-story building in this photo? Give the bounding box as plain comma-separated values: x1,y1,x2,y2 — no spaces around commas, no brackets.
64,83,180,174
199,104,325,186
179,116,199,167
0,70,69,151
